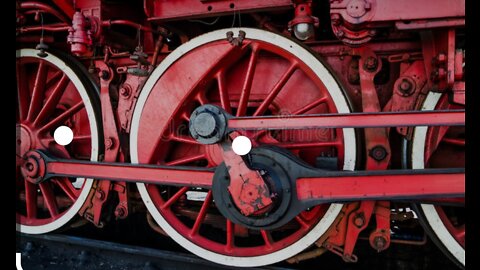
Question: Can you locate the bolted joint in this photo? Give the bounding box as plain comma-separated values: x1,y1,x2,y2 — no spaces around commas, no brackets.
373,236,387,251
105,137,114,150
369,232,390,252
99,70,110,80
114,206,127,219
189,104,228,145
331,13,342,26
95,190,105,201
369,145,388,161
119,85,132,98
396,77,416,97
353,213,365,228
363,56,378,72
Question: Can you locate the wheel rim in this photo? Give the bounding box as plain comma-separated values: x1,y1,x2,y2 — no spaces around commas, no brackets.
16,49,99,234
411,92,465,266
130,28,356,266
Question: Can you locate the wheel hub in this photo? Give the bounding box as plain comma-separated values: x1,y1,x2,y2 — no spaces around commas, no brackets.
189,104,228,144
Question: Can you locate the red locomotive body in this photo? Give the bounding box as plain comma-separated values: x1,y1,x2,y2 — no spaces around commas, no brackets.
16,0,465,268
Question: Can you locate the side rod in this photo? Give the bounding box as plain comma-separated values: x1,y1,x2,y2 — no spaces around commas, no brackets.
31,151,464,201
227,110,464,130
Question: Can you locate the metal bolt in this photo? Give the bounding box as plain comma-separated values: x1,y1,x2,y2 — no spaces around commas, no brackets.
397,78,414,96
348,72,360,84
336,30,345,38
354,213,365,228
373,236,387,252
364,56,378,72
370,145,388,161
26,162,34,172
331,13,342,26
119,87,130,98
95,190,105,200
105,138,114,150
436,53,447,63
100,70,109,80
115,206,127,218
437,67,446,79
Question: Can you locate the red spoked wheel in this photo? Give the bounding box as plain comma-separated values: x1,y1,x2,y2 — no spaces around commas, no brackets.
130,28,357,266
16,49,101,234
410,92,465,268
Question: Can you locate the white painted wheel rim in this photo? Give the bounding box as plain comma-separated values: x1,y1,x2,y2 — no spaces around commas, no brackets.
411,92,465,266
130,28,356,267
16,49,99,234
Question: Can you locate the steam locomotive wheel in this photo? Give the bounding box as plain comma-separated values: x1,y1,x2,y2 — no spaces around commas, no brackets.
16,49,101,234
131,28,356,266
410,92,465,267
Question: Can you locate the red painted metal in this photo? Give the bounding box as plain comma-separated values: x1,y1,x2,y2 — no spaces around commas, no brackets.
296,171,464,201
330,0,464,45
19,1,70,23
369,201,391,252
221,133,273,216
227,110,465,130
16,0,466,265
145,0,292,21
67,11,93,56
17,23,70,33
390,60,427,137
45,159,214,188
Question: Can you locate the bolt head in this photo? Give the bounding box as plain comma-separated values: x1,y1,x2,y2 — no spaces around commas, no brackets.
364,56,378,71
370,146,387,161
374,236,387,251
120,87,130,97
99,70,109,80
331,13,342,26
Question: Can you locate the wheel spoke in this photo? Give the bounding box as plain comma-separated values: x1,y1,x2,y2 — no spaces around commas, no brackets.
27,61,48,122
190,190,212,236
24,180,38,218
260,230,273,249
33,73,69,127
44,70,63,89
39,182,59,217
42,134,91,145
442,137,465,147
225,219,235,251
455,224,465,244
197,93,208,105
237,47,259,116
292,96,329,115
53,178,79,202
161,187,189,210
216,71,232,113
170,134,200,145
253,63,297,116
166,154,207,166
250,96,329,140
16,61,30,121
295,215,309,228
39,101,84,132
